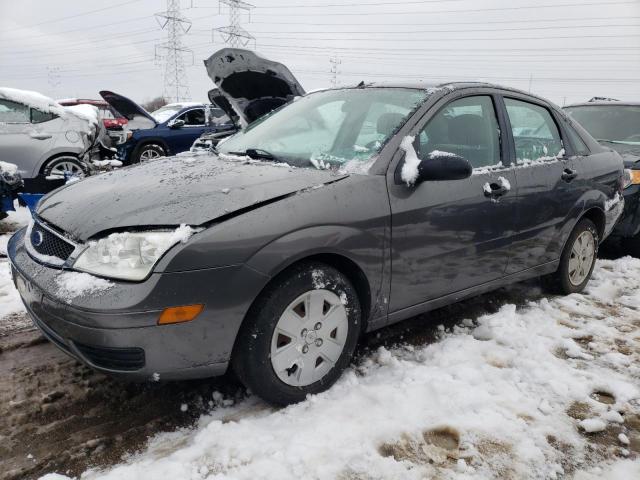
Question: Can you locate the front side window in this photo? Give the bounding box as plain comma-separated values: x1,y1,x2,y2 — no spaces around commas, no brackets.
0,99,29,123
417,95,501,169
218,88,429,170
505,98,563,162
30,108,57,123
178,108,205,126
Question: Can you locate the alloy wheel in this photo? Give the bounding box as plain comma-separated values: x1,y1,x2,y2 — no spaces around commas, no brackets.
48,157,85,178
139,148,162,162
568,230,596,286
270,289,348,387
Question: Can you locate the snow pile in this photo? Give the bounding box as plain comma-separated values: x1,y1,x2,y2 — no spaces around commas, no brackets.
47,257,640,480
399,135,421,186
0,87,66,117
0,262,27,319
55,271,114,303
0,161,19,175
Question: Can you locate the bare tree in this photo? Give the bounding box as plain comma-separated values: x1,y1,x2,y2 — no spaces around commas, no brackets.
141,96,167,112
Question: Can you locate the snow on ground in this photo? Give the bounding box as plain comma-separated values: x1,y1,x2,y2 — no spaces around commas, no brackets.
41,257,639,480
0,204,31,255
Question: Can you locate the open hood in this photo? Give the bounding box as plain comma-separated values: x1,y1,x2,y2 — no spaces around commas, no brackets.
204,48,305,126
99,90,156,130
208,88,240,127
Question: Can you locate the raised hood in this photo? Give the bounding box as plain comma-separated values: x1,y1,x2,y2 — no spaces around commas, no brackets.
36,155,344,241
208,87,240,127
204,48,305,126
99,90,156,130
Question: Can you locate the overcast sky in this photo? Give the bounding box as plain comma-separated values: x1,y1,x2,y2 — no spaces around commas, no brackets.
1,0,638,106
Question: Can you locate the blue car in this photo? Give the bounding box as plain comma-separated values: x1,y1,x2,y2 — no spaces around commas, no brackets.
99,91,235,165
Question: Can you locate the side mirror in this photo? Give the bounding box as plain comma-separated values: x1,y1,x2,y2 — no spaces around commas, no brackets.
168,119,185,129
416,152,472,183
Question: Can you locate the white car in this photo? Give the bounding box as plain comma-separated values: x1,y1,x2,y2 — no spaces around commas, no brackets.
0,87,101,178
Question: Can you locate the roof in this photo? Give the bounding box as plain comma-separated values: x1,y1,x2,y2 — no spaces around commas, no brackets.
57,98,109,106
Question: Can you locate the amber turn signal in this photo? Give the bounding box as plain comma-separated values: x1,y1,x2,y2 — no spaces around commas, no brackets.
158,304,204,325
628,169,640,186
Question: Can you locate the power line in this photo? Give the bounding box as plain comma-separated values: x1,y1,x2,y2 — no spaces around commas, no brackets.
3,0,145,33
214,0,255,48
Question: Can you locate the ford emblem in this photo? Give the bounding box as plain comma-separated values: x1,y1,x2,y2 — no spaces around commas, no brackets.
32,230,44,247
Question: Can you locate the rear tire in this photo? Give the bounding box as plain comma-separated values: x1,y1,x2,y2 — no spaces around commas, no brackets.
133,143,165,163
544,218,598,295
232,262,362,406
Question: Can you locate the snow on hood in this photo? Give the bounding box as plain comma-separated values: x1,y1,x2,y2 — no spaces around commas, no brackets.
36,153,346,241
0,87,67,117
204,48,305,126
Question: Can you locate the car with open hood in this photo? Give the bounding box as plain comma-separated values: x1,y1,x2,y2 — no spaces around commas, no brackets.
100,91,232,165
8,54,624,405
564,100,640,254
0,87,99,179
191,48,306,152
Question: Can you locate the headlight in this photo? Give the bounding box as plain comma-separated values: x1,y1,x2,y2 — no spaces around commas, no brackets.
73,225,195,281
126,130,133,141
624,168,640,189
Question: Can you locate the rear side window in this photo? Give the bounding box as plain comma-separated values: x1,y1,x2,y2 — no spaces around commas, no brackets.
0,99,29,123
417,95,501,169
505,98,563,162
565,125,590,156
30,108,58,124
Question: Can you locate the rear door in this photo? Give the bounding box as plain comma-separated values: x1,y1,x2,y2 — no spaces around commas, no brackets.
501,96,582,273
388,93,518,312
0,99,57,178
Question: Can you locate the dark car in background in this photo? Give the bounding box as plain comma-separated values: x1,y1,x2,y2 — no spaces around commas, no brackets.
9,55,624,406
565,100,640,254
99,91,231,164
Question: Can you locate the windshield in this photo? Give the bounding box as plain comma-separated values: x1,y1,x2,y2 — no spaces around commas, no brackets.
151,105,184,123
218,87,429,171
565,105,640,144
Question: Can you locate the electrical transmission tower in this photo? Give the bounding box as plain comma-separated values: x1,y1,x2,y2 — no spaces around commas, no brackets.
330,55,341,87
155,0,193,102
214,0,255,48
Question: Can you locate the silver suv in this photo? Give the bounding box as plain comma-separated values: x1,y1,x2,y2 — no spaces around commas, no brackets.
0,88,97,178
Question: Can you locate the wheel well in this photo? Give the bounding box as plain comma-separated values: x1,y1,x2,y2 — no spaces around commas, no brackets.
136,140,168,154
582,207,606,241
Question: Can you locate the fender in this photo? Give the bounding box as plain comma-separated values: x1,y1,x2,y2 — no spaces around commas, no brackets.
245,224,390,329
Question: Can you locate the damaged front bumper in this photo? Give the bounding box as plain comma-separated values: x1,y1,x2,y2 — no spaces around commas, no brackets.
7,228,268,381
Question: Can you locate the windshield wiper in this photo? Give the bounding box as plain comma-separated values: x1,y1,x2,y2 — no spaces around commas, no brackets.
596,138,638,145
229,148,276,160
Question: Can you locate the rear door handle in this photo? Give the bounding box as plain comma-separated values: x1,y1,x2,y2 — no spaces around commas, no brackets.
561,168,578,182
483,177,511,198
29,133,52,140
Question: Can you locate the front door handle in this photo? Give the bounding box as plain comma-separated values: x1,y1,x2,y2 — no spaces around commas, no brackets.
483,177,511,198
561,168,578,182
29,132,52,140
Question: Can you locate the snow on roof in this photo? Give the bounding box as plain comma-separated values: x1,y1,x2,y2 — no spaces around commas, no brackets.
0,87,66,117
64,104,99,126
162,102,204,108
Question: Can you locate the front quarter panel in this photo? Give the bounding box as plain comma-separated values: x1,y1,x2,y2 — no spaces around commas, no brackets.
158,174,391,327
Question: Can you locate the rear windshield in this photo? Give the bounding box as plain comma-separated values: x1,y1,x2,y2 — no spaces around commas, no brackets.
218,87,429,172
565,105,640,143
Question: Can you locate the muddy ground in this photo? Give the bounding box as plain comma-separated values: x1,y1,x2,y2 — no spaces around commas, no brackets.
0,245,636,479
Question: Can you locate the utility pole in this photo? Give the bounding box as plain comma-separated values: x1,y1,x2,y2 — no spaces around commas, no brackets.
329,55,341,87
214,0,255,48
155,0,193,102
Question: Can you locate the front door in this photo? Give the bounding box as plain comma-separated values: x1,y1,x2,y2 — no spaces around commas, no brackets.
169,108,208,152
388,94,518,313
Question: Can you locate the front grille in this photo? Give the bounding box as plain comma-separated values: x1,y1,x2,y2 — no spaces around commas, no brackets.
75,342,146,371
30,221,75,262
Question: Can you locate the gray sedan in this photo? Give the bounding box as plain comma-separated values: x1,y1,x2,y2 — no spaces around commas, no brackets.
9,82,623,405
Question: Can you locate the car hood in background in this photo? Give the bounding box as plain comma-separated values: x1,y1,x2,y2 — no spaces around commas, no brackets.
204,48,305,126
99,90,157,130
36,155,345,241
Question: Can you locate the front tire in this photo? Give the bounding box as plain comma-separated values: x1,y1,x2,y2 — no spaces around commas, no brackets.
232,262,362,406
133,143,165,163
545,218,599,294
